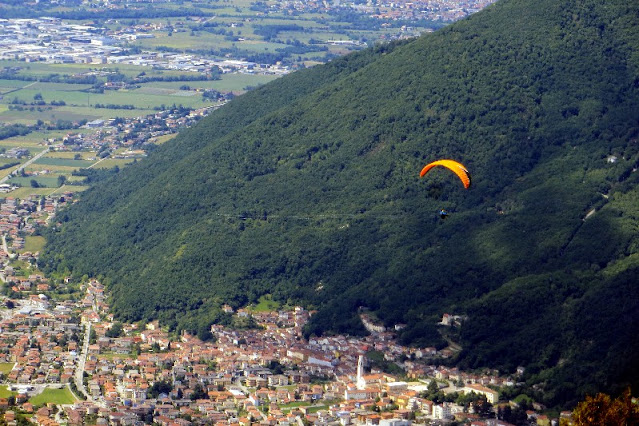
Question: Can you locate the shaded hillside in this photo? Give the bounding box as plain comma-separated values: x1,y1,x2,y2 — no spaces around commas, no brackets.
41,0,639,407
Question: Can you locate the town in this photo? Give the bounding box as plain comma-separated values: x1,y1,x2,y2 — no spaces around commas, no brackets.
0,189,568,425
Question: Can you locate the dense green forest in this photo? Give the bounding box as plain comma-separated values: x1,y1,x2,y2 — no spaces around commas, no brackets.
40,0,639,408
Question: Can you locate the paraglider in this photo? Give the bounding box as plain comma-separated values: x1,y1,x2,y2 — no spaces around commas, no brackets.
419,159,471,189
420,159,470,219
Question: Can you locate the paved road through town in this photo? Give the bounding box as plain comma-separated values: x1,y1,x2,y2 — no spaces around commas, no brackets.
74,322,92,401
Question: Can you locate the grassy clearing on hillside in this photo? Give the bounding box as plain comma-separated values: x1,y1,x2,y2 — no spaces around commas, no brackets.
28,387,77,406
90,158,134,169
48,184,89,195
250,294,281,312
22,236,47,253
151,134,176,145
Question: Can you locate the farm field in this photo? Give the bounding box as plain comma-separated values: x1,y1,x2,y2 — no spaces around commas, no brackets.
8,176,62,188
33,157,95,168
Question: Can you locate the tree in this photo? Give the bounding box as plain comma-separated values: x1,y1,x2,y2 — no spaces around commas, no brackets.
428,379,439,394
57,175,67,187
105,322,124,338
190,383,207,400
570,389,639,426
30,179,39,188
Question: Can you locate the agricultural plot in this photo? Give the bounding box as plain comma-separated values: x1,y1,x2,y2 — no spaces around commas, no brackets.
34,157,95,168
0,79,29,89
8,186,62,199
4,130,68,144
8,176,62,188
0,158,20,167
45,151,94,160
137,73,280,92
0,108,84,126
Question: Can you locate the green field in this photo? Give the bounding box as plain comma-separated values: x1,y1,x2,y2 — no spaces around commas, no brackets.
28,386,78,406
0,386,16,399
45,151,94,160
90,158,135,169
5,187,56,199
8,176,61,188
249,294,281,312
0,363,14,375
34,158,95,168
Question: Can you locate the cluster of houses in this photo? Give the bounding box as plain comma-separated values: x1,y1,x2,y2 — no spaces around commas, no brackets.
255,0,496,23
0,195,69,263
0,276,572,425
53,104,222,153
0,271,573,425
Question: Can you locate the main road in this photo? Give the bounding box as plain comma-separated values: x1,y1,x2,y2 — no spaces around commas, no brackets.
0,147,50,184
74,322,92,401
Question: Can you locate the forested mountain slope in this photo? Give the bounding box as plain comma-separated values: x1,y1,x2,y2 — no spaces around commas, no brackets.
41,0,639,407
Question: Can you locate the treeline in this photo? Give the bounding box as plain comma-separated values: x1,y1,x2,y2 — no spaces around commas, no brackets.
93,104,135,110
253,24,307,41
0,71,98,85
0,124,30,141
133,73,221,83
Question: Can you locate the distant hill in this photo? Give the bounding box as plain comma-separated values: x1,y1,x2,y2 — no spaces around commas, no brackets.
41,0,639,408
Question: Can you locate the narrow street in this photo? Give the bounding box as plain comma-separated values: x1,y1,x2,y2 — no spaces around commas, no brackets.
74,322,92,401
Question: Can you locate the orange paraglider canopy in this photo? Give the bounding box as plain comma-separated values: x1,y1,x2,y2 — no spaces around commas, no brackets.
420,159,471,189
